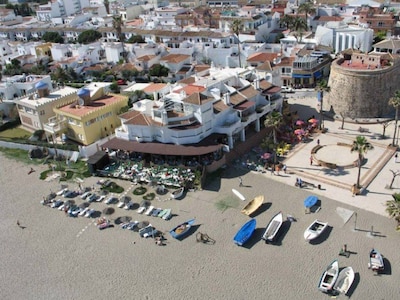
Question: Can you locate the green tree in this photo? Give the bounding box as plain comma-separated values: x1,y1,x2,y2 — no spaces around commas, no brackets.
51,66,69,83
373,31,386,44
386,193,400,231
280,14,294,30
104,0,110,15
230,19,243,68
77,30,102,44
389,90,400,146
315,79,330,130
264,111,283,145
42,32,64,43
298,2,316,30
112,15,128,62
149,64,169,77
351,136,374,188
127,35,145,43
291,17,308,42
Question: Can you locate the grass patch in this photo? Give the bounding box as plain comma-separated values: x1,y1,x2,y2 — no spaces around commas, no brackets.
133,186,147,195
0,127,31,140
143,192,155,201
215,196,240,212
101,182,124,194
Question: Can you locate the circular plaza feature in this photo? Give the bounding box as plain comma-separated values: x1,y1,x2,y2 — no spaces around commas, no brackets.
313,144,359,168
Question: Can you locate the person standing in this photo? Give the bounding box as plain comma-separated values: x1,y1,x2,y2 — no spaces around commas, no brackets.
239,177,243,187
310,156,313,165
395,153,398,163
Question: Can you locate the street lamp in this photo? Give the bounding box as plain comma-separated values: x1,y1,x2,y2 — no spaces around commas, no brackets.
317,90,323,130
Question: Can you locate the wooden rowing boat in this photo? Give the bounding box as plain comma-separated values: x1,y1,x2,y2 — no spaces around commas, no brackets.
169,219,195,239
262,212,283,242
241,195,264,216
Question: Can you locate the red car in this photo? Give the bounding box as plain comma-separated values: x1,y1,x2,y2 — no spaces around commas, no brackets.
117,79,126,85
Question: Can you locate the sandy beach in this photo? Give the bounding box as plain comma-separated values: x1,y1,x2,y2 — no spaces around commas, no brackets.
1,153,399,300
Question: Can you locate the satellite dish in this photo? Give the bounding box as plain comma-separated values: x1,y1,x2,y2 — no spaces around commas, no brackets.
78,98,84,106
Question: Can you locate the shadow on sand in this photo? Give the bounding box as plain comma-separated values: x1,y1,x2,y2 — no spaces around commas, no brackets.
309,226,333,245
242,228,264,249
266,220,292,246
249,202,271,218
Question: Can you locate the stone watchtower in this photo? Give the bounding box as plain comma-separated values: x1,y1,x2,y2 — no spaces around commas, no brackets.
325,52,400,119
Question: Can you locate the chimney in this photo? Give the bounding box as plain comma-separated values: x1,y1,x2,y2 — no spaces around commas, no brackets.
223,92,230,105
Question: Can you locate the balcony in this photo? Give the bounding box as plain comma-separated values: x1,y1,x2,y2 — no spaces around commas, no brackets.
43,119,66,134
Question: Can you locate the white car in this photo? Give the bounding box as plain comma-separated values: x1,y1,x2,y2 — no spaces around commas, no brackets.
281,86,294,93
124,202,134,210
87,194,98,202
97,195,106,202
117,200,125,208
85,209,95,218
105,196,117,204
79,207,90,217
80,191,91,199
56,188,68,196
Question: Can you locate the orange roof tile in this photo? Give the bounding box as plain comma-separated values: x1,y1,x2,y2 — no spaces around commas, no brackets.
174,85,206,96
143,83,168,93
247,52,279,62
160,53,191,63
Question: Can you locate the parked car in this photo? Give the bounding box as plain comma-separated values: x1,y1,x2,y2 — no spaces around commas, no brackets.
64,190,77,198
87,194,98,202
105,196,117,204
139,225,155,237
85,209,95,218
79,207,90,217
281,86,294,93
80,191,91,199
97,195,106,202
117,79,126,85
51,199,64,208
124,201,135,210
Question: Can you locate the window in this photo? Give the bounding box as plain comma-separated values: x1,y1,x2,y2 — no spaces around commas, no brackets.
378,22,384,27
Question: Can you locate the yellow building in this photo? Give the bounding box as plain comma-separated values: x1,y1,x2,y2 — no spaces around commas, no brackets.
52,87,128,145
35,42,52,59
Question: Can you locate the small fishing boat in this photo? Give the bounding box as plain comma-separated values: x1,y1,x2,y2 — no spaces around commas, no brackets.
262,212,283,243
333,266,355,295
318,259,339,293
171,187,184,199
368,249,384,272
304,219,328,241
241,195,264,216
233,219,256,246
169,219,195,239
232,188,245,201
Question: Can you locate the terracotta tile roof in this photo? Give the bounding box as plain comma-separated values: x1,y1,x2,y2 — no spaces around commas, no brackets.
314,16,343,22
177,77,196,84
137,54,156,62
274,56,295,67
213,100,229,113
174,85,206,96
160,53,191,63
143,83,167,93
256,61,273,71
229,92,246,105
124,113,162,126
111,63,137,72
247,52,279,62
259,79,273,90
59,94,127,118
239,86,259,99
120,110,141,121
183,92,213,105
194,64,211,72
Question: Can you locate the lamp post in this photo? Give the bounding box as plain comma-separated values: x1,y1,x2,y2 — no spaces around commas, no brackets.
317,90,323,130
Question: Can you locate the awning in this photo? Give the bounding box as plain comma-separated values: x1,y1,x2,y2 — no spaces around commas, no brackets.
314,71,322,79
292,74,312,78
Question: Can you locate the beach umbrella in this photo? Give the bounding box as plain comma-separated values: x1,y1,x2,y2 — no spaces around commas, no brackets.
103,207,115,215
261,152,272,160
304,195,318,208
309,118,319,124
121,196,131,203
296,120,305,126
64,200,75,206
294,129,305,135
140,200,150,208
115,216,132,224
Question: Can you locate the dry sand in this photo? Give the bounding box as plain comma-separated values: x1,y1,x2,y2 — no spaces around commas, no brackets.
0,154,399,299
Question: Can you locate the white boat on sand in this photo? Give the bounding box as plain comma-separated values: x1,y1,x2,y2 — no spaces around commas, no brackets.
318,259,339,293
262,212,283,243
333,266,355,295
368,248,384,272
304,219,328,241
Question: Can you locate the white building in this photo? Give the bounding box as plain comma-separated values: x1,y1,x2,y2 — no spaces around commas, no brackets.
315,22,374,54
112,67,283,150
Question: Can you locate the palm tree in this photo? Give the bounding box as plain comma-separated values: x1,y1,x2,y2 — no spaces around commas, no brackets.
315,80,330,130
389,90,400,146
298,2,316,30
291,17,308,42
351,136,374,188
386,193,400,231
113,15,128,62
230,19,243,68
264,111,283,169
104,0,110,15
280,15,294,30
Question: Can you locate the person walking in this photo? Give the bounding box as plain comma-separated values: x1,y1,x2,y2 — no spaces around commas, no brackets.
310,156,313,165
395,153,398,163
282,164,287,174
239,177,243,187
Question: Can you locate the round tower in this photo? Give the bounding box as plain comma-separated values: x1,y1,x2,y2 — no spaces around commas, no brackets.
326,55,400,119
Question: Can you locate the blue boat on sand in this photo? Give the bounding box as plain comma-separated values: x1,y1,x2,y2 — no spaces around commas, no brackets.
233,219,256,246
169,219,195,239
